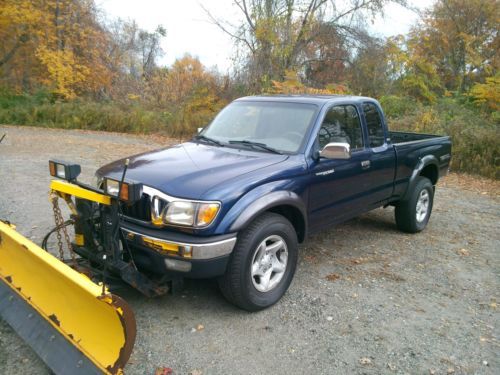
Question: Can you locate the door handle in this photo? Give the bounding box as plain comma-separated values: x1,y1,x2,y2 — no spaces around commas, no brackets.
361,160,371,169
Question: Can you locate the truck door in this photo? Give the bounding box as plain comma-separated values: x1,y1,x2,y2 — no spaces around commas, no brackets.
360,102,396,205
308,104,373,231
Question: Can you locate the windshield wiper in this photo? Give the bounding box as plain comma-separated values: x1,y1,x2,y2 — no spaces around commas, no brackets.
228,140,283,154
192,134,224,147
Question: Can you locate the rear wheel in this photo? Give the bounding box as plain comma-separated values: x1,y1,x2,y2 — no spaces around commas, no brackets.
395,176,434,233
218,212,298,311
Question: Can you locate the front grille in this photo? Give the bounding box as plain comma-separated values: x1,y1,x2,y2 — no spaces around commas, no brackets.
121,194,151,221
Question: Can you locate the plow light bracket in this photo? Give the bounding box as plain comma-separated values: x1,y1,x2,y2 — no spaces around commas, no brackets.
49,160,81,182
104,178,143,204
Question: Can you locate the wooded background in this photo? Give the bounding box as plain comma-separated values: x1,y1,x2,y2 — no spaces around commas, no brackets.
0,0,498,178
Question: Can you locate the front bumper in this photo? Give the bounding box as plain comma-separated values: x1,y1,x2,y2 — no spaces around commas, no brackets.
120,221,237,278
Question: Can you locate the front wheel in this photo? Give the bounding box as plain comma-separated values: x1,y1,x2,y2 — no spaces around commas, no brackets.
218,213,298,311
395,176,434,233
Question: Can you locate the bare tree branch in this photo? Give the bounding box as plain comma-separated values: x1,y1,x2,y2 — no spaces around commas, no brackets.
0,34,28,68
201,3,256,54
235,0,256,30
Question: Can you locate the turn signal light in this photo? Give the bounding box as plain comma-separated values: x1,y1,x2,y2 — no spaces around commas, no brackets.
196,203,220,227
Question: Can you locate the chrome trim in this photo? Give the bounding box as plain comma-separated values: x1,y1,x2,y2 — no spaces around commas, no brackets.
121,228,236,260
320,142,351,159
440,154,451,162
142,185,220,205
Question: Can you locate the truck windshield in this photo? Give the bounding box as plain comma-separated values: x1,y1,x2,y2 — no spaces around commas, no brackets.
200,101,318,153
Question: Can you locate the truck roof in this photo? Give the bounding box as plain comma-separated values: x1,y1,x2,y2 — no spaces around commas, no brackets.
236,94,377,106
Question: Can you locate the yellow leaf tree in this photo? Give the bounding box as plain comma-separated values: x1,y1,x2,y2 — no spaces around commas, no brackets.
0,0,113,98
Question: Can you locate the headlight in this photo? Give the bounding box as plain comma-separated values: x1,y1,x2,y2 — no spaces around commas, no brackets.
49,160,81,181
165,201,196,226
103,177,143,203
105,178,120,196
160,200,220,227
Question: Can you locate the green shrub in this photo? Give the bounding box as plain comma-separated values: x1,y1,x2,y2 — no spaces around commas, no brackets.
0,89,218,137
379,95,417,118
1,90,497,179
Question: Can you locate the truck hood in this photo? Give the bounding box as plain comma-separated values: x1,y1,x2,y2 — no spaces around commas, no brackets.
96,142,288,199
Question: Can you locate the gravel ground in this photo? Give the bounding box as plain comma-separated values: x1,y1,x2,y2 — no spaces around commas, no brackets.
0,125,499,375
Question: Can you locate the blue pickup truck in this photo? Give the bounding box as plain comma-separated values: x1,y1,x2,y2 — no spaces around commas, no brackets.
85,95,451,311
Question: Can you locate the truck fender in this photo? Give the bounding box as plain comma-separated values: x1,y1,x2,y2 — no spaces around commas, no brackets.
401,155,439,201
216,187,307,240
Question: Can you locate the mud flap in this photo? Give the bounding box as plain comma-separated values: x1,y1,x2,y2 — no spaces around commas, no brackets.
0,221,136,374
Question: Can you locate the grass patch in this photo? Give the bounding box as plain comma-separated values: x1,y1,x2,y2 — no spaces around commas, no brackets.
0,89,215,137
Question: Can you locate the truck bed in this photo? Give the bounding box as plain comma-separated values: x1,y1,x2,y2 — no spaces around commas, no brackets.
390,130,452,201
389,131,444,144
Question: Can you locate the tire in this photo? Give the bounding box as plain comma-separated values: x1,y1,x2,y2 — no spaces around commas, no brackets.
218,212,298,311
395,176,434,233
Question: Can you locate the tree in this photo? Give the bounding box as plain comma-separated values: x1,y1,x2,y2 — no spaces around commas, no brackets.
470,73,500,112
347,35,391,96
144,55,226,133
411,0,499,93
303,22,350,88
0,1,167,99
0,0,114,98
138,26,166,79
205,0,407,91
268,69,349,94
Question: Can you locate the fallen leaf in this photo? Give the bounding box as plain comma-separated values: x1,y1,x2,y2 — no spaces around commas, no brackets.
387,363,396,371
456,248,470,256
304,255,317,262
155,367,173,375
359,357,372,365
196,324,204,331
190,370,202,375
325,273,341,282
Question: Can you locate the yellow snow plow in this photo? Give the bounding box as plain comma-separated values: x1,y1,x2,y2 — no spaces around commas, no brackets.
0,220,136,374
0,159,145,374
0,158,178,373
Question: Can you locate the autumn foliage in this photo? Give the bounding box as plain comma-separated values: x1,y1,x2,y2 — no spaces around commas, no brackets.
0,0,498,177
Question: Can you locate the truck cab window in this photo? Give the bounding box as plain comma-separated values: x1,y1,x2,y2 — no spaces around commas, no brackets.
363,103,385,148
318,105,363,151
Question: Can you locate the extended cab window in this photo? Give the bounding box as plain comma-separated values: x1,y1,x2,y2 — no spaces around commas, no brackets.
318,105,364,151
363,103,385,148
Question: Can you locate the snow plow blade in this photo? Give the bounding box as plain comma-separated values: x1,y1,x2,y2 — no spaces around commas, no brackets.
0,221,136,374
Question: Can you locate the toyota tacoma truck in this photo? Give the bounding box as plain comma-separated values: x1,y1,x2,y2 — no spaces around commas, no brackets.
65,95,452,311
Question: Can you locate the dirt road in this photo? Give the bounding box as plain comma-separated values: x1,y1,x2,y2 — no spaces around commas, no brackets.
1,125,498,375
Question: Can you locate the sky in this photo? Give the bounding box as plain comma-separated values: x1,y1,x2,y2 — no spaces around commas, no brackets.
98,0,435,72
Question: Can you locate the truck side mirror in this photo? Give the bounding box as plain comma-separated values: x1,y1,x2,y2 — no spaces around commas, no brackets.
320,142,351,160
197,127,203,134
